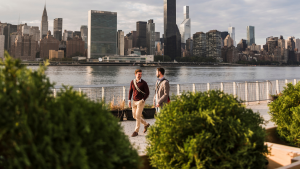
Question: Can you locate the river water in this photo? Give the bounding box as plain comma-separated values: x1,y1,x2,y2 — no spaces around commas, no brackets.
28,66,300,87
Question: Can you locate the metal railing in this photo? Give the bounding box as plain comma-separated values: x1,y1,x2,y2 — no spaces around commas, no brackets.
52,78,300,105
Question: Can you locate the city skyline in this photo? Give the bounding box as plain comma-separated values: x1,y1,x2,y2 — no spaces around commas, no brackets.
1,0,300,46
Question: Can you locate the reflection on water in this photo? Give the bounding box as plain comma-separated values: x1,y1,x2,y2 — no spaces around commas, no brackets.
28,66,300,86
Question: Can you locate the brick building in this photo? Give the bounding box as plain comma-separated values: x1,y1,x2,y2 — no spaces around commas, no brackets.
66,37,85,58
40,31,59,59
49,50,64,59
10,34,37,61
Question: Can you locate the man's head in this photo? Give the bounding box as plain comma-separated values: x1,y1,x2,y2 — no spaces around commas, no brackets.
135,69,142,80
156,68,165,78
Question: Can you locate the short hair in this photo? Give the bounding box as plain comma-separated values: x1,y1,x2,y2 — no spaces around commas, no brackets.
157,68,165,75
135,69,142,74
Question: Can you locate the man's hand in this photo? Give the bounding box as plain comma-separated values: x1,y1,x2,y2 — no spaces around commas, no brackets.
128,101,131,108
156,104,160,108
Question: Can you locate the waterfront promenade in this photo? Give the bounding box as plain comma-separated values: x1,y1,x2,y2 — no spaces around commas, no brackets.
121,101,275,156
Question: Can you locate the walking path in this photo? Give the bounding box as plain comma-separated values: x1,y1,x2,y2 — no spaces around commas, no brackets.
120,101,275,155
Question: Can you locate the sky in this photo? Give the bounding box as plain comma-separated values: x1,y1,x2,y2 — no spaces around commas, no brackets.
1,0,300,45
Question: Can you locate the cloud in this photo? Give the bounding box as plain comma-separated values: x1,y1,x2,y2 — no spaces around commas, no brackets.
1,0,300,45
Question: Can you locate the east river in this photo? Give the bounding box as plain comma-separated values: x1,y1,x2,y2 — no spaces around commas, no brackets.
27,66,300,87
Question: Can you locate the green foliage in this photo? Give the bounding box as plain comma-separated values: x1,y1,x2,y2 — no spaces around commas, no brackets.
269,83,300,147
175,56,216,63
0,51,140,169
154,55,172,62
146,91,268,169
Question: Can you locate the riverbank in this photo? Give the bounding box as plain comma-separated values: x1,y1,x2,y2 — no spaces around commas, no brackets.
19,61,300,67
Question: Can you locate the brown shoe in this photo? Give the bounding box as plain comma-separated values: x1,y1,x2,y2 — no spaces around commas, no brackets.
144,123,150,133
131,132,138,137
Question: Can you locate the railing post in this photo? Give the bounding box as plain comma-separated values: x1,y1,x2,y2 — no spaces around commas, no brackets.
102,87,105,101
276,80,279,94
220,82,224,92
285,79,288,86
79,88,82,96
245,81,248,105
192,84,196,93
177,84,180,95
294,79,297,85
53,89,57,98
123,86,126,101
207,83,210,91
266,81,270,100
256,81,260,103
233,82,236,98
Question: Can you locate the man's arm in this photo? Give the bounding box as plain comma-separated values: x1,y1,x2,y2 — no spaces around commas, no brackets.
143,81,150,101
158,81,170,105
153,81,157,106
128,81,133,101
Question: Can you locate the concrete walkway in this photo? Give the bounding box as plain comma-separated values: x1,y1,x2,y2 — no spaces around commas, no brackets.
120,101,275,155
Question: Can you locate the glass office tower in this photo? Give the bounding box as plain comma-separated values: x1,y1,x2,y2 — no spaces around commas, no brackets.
164,0,181,60
247,26,255,46
88,10,117,59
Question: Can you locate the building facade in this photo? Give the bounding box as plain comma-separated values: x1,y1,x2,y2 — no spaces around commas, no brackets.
63,30,73,41
0,35,4,59
117,30,124,55
49,50,64,59
40,5,48,39
224,35,233,47
206,30,222,58
1,23,17,51
10,34,37,61
136,21,147,48
53,18,63,41
228,27,236,46
66,37,85,58
88,10,117,59
164,0,181,60
247,26,255,46
80,25,88,49
124,33,133,55
40,31,59,59
179,6,191,44
146,19,155,55
193,32,206,57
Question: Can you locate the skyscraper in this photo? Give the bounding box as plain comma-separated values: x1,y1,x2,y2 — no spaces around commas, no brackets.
146,19,155,55
136,21,147,48
80,25,88,49
0,35,4,59
1,23,17,51
164,0,181,59
228,27,236,46
40,5,48,39
179,6,191,44
9,34,37,61
193,32,206,57
53,18,63,41
247,26,255,46
88,10,117,59
117,30,124,55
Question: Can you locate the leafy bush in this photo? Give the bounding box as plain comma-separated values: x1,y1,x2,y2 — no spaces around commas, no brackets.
146,90,268,169
269,83,300,147
0,52,140,169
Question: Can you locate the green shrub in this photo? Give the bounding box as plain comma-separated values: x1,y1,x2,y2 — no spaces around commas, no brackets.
146,91,268,169
0,52,140,169
269,83,300,147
